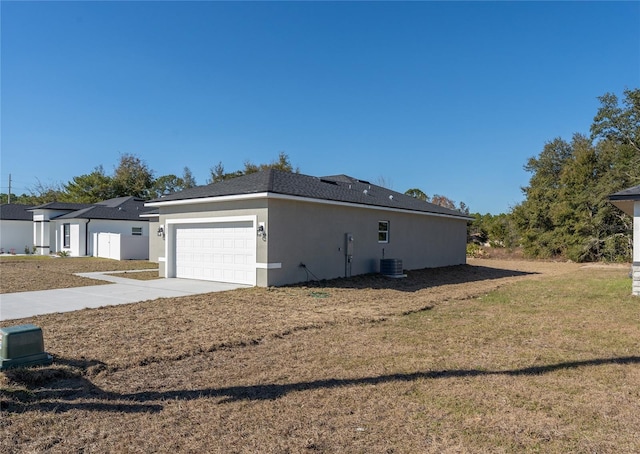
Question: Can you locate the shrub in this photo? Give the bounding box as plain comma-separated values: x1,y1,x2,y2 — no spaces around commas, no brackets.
466,243,486,258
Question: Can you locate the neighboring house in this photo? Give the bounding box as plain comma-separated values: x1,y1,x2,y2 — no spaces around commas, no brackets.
29,197,152,258
609,184,640,296
0,204,35,254
146,169,472,287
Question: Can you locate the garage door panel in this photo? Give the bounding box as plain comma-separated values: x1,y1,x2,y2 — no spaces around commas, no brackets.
174,221,256,285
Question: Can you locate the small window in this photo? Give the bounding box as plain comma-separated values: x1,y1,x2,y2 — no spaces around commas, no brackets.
63,224,71,248
378,221,389,243
132,227,143,236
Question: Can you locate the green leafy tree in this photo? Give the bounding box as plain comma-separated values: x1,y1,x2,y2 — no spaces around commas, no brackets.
112,153,155,199
591,88,640,154
404,188,429,201
512,137,573,258
487,214,518,249
243,151,299,175
151,167,199,198
62,166,115,203
1,193,35,204
512,88,639,262
208,152,299,183
207,162,243,184
151,174,184,198
470,213,519,249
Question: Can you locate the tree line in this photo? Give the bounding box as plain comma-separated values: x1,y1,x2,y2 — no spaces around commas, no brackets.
3,150,467,212
1,152,298,205
471,88,639,262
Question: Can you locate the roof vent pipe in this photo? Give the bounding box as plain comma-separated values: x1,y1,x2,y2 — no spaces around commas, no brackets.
363,189,368,195
389,195,393,200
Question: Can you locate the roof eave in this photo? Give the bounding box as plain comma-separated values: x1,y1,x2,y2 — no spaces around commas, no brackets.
146,191,473,221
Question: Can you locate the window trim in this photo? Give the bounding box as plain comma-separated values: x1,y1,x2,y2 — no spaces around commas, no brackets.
378,220,389,243
63,223,71,248
132,227,143,236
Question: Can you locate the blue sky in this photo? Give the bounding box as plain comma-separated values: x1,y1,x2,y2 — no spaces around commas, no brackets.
1,1,638,214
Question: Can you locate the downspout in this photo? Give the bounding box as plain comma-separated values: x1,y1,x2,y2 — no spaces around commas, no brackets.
85,219,91,257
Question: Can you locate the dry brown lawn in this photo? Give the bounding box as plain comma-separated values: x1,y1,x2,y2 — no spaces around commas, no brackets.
108,270,162,281
0,256,158,293
1,258,638,453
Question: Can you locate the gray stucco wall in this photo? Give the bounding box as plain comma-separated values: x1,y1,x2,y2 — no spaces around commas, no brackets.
151,196,468,287
152,199,269,286
148,219,162,263
264,198,467,286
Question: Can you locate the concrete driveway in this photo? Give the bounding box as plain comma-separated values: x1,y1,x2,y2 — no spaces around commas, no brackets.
0,271,249,321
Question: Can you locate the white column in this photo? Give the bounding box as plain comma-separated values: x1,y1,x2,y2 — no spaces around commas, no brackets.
33,222,38,253
633,201,640,296
634,201,640,264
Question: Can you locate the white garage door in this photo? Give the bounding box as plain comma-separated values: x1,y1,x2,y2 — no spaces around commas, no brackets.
175,221,256,285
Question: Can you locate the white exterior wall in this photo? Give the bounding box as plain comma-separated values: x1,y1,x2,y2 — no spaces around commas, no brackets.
0,220,33,253
33,210,69,255
85,219,149,256
70,222,82,256
50,219,149,257
95,232,148,260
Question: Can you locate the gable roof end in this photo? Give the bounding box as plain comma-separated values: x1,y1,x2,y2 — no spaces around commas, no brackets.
609,184,640,216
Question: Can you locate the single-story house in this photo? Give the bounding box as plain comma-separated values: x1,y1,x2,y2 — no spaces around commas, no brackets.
0,204,35,254
609,184,640,296
29,196,152,259
146,169,473,287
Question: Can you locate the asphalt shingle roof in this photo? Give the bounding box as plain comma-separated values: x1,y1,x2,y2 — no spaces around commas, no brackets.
0,204,34,221
149,169,471,219
609,184,640,201
29,201,92,211
25,197,152,221
56,197,151,221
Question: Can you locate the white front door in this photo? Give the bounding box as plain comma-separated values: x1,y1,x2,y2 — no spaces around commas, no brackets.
174,221,256,285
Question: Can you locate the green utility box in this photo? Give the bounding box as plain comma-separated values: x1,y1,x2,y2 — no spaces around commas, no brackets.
0,324,53,371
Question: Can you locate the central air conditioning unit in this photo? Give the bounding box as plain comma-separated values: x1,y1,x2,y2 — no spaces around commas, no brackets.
380,258,406,278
